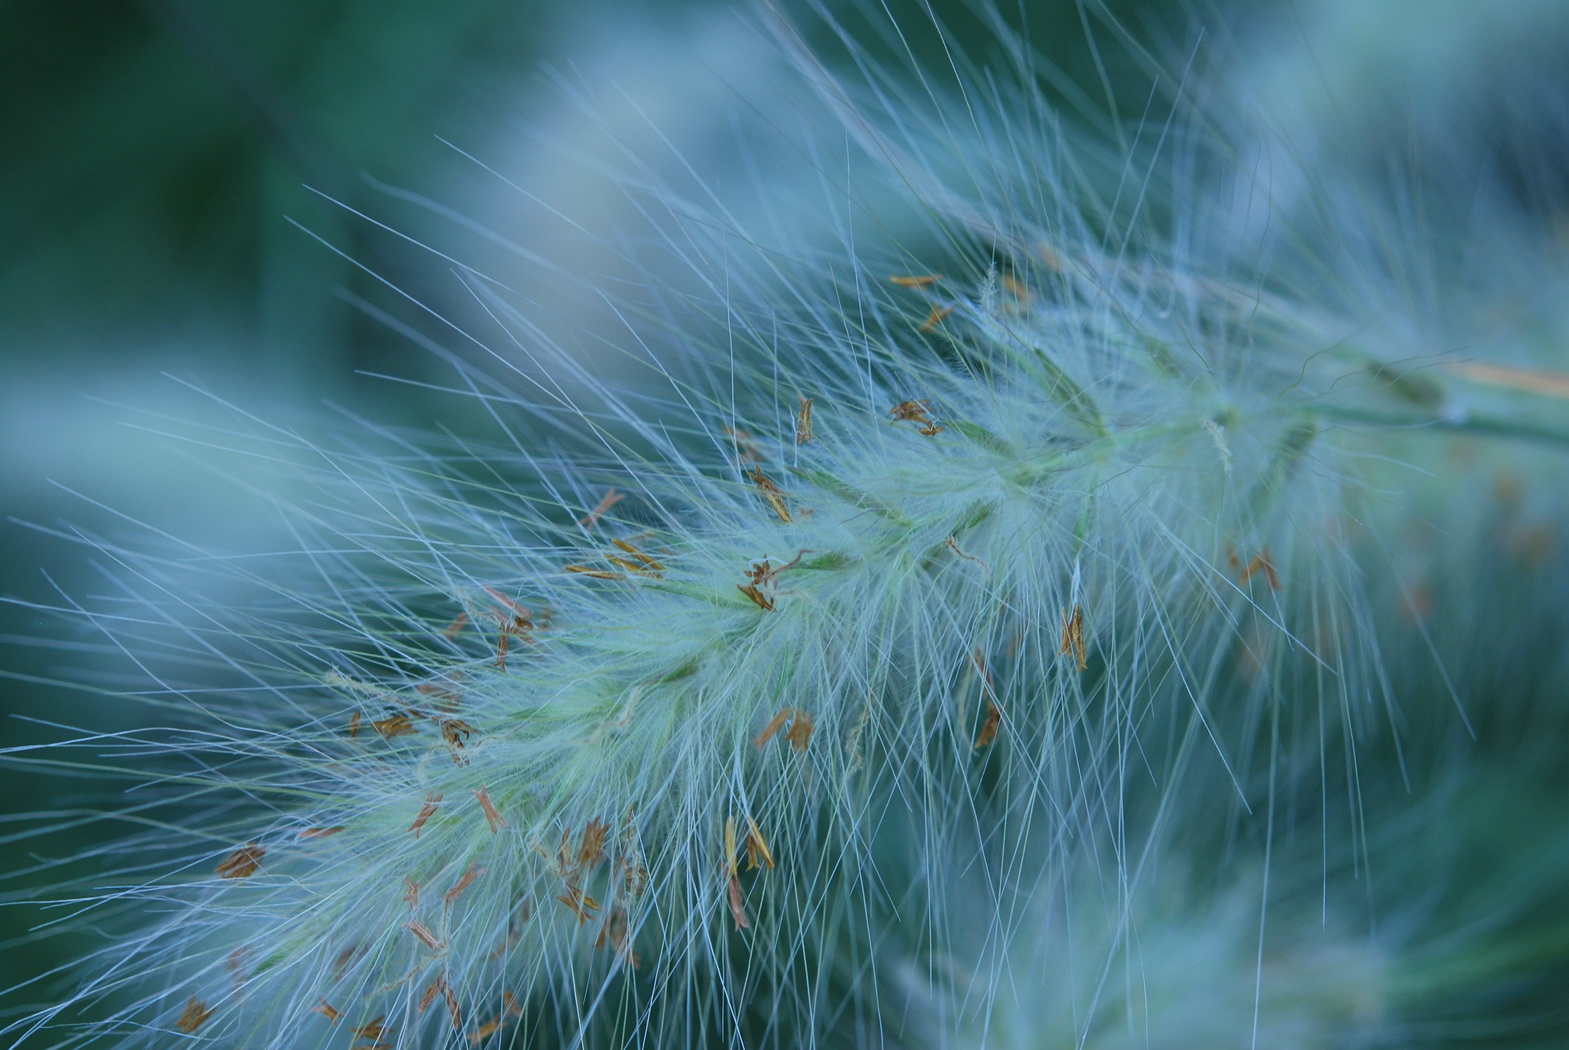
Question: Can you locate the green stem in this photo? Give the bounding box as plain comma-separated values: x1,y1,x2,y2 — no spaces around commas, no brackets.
1307,404,1569,450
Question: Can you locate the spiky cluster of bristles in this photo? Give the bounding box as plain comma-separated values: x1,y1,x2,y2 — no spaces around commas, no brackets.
18,4,1569,1048
12,221,1408,1048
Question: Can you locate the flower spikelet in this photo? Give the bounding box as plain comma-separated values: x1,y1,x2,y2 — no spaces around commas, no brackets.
7,5,1540,1048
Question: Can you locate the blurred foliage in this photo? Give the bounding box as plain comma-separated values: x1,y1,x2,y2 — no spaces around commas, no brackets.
2,0,557,362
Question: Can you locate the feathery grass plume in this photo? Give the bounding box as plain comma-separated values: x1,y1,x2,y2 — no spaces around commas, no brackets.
6,1,1569,1048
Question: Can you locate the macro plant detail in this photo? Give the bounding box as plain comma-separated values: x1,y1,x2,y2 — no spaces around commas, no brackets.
5,1,1569,1048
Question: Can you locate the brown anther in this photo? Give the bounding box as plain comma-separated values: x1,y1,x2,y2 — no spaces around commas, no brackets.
175,996,212,1033
216,842,265,880
970,649,1002,745
609,538,665,574
727,870,749,931
346,711,362,738
298,826,344,839
565,564,626,580
352,1016,392,1042
404,877,420,909
737,582,775,611
371,714,416,740
618,854,649,903
919,304,955,331
485,590,545,670
738,550,805,611
971,649,996,698
889,274,941,287
419,974,462,1030
593,908,617,950
752,707,793,749
795,396,815,445
441,611,470,639
753,706,813,752
552,829,573,876
724,816,739,878
784,710,814,753
556,884,600,924
1059,604,1087,671
467,996,523,1043
223,945,250,984
442,863,484,905
409,792,443,837
749,467,793,523
579,820,611,868
472,786,507,833
405,919,445,953
1239,548,1282,591
416,682,462,706
743,816,775,870
485,587,533,622
750,550,808,587
331,944,364,976
945,535,987,570
578,487,626,530
440,977,462,1031
466,997,522,1043
439,718,475,751
312,998,342,1024
1001,273,1032,304
974,700,1002,749
890,399,943,434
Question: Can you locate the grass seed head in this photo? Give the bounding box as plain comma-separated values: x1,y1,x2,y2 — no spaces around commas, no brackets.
9,2,1567,1048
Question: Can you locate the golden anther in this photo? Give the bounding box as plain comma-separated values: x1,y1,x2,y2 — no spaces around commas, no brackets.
174,997,212,1033
1059,604,1087,671
795,396,815,445
216,842,265,880
750,467,793,523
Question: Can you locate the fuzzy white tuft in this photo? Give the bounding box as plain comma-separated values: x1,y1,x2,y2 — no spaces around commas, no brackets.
7,2,1569,1049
